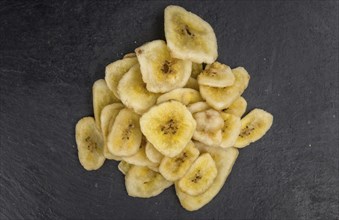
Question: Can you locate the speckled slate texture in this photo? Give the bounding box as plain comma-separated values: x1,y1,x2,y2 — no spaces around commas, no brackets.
0,1,338,219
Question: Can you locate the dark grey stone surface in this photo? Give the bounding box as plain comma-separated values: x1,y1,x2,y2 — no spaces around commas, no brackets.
1,1,338,219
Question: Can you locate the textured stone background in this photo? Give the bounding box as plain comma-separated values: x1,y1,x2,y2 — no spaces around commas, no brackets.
0,1,338,219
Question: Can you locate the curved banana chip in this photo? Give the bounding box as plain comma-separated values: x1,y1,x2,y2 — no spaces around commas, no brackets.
156,88,202,106
100,103,124,160
200,67,250,110
159,141,199,181
118,64,160,115
93,79,120,129
222,96,247,117
176,142,239,211
107,108,142,157
187,101,210,114
136,40,191,93
125,166,172,198
235,108,273,148
75,117,105,171
164,5,218,63
140,101,196,157
145,142,164,164
198,62,235,87
105,57,138,98
219,113,241,148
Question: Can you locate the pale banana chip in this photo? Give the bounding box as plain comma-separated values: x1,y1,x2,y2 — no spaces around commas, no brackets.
100,103,124,160
125,166,173,198
107,108,142,157
198,62,235,87
136,39,191,93
159,141,199,181
165,5,218,63
219,113,241,148
184,77,199,91
145,142,164,164
105,57,138,98
178,153,217,196
187,101,210,114
75,117,105,171
118,64,160,115
156,88,202,106
222,96,247,117
118,161,132,175
235,108,273,148
93,79,120,129
140,101,196,157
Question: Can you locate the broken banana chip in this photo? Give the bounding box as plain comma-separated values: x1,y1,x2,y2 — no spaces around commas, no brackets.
235,108,273,148
145,142,164,164
75,117,105,171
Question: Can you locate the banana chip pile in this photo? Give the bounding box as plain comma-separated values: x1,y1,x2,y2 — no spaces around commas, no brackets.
75,5,273,211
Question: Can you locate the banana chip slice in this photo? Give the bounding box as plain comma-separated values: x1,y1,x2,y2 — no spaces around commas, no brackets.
159,141,199,181
193,109,224,146
118,160,132,175
164,5,218,63
123,140,158,169
235,108,273,148
219,113,241,148
140,101,196,157
100,103,124,160
157,88,202,106
187,101,210,114
125,166,173,198
136,40,191,93
75,117,105,171
176,142,239,211
105,57,138,99
93,79,120,129
222,96,247,117
107,108,142,157
178,153,217,196
191,63,203,79
198,62,235,87
200,67,250,110
118,64,160,114
145,142,164,164
184,77,199,91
